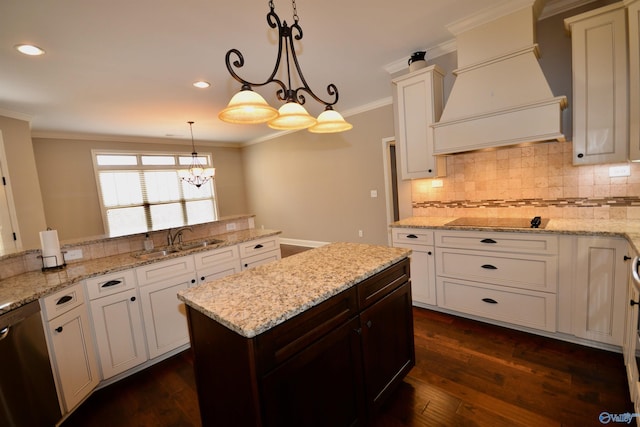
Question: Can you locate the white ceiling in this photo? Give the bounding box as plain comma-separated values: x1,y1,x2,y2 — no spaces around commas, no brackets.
0,0,584,145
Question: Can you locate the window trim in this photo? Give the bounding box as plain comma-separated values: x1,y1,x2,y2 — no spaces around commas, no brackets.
91,149,219,237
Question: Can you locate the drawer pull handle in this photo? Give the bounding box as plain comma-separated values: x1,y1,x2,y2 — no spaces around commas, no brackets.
254,244,264,249
481,264,497,270
482,298,498,304
406,234,418,239
480,238,497,244
56,295,73,305
101,280,122,288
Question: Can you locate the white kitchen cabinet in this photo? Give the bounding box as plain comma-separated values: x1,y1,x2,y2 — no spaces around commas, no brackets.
624,258,640,407
565,3,628,165
239,235,281,270
434,230,558,333
86,270,147,379
572,236,629,346
136,255,196,359
391,228,436,306
628,0,640,161
392,65,446,179
194,244,242,283
41,282,99,413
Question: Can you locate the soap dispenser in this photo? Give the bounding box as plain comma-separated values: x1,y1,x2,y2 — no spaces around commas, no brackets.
144,233,154,251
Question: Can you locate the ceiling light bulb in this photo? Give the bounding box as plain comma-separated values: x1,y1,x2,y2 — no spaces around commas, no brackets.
15,44,45,56
268,102,317,130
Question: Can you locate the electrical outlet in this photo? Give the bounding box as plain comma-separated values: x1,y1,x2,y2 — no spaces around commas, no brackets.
64,249,83,261
226,223,237,231
370,190,378,198
358,230,363,238
431,179,443,188
609,165,631,177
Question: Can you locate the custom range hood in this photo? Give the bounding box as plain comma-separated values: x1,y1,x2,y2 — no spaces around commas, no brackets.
432,0,567,155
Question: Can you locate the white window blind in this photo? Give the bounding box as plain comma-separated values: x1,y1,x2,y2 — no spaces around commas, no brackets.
93,151,218,237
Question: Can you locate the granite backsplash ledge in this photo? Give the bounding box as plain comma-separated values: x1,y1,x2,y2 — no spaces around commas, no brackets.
0,215,255,280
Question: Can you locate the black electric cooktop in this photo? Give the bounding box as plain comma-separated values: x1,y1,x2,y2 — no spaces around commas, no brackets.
445,216,548,229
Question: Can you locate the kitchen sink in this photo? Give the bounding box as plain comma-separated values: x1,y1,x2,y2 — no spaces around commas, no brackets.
134,248,181,260
178,239,224,250
133,239,225,260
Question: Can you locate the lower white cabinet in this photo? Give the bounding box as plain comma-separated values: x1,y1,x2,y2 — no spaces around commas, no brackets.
572,236,629,346
86,270,147,379
136,256,197,359
239,235,281,270
195,244,242,283
624,266,640,409
41,282,99,413
391,228,436,306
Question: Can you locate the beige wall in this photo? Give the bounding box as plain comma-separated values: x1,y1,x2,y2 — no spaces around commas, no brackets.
0,116,47,249
242,105,395,246
32,137,248,241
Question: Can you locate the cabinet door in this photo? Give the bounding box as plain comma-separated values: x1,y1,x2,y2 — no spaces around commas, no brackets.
360,282,415,412
566,4,628,164
392,65,446,179
89,288,147,379
624,269,640,403
139,274,195,359
629,0,640,161
573,236,629,345
260,317,364,427
48,304,99,412
393,243,436,306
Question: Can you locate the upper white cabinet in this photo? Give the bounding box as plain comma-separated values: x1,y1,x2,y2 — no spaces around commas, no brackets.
628,0,640,160
392,65,446,180
565,3,629,165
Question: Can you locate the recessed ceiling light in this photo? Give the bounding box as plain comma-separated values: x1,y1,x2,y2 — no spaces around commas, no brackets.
193,81,211,89
15,44,45,56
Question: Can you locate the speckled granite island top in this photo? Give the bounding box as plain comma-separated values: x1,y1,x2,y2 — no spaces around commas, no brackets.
177,242,411,338
0,228,280,315
391,217,640,254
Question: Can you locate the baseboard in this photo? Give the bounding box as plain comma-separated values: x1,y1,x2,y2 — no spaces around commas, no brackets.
279,238,329,248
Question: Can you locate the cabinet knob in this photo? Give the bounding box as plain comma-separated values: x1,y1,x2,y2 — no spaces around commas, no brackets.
130,296,136,302
191,279,196,284
631,300,640,307
366,320,373,328
427,251,432,255
55,326,63,333
244,263,249,268
624,255,632,261
577,153,584,158
428,169,432,173
200,276,205,281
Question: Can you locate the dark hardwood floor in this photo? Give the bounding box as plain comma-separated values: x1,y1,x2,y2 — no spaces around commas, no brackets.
61,245,634,426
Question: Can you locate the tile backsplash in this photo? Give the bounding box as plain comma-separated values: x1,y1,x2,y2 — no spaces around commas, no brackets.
412,140,640,220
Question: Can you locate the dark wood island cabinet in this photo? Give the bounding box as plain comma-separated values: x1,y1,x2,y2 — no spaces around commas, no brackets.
178,242,414,427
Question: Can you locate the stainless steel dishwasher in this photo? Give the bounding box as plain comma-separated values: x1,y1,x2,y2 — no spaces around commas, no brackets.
0,301,62,426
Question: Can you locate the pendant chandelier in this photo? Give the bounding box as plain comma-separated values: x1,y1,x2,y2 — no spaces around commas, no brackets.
178,121,215,188
218,0,353,133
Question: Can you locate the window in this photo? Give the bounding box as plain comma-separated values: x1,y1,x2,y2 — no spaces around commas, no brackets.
93,151,218,237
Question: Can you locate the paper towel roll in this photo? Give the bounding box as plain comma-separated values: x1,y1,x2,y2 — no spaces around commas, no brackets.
40,229,64,268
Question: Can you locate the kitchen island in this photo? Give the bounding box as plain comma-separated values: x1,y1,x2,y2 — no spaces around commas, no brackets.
178,242,413,427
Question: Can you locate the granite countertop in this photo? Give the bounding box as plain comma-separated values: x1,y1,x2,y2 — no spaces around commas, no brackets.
0,228,281,315
390,217,640,254
177,242,411,338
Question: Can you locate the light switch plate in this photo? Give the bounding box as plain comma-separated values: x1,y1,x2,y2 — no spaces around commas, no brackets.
64,249,83,261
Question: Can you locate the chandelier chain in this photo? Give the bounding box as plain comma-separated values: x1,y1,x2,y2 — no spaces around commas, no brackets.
292,0,299,24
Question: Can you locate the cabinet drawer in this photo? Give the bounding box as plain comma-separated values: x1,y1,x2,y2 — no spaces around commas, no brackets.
255,286,358,374
241,250,281,270
358,259,410,310
86,269,136,300
391,228,434,246
194,245,240,271
435,230,558,255
238,236,280,258
436,277,556,332
42,282,86,321
436,248,557,292
136,255,195,286
198,259,242,284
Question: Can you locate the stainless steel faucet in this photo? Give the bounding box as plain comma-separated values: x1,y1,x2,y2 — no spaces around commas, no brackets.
166,226,193,246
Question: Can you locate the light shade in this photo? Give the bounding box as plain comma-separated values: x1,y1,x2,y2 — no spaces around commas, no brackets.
309,109,353,133
268,102,317,130
218,90,278,124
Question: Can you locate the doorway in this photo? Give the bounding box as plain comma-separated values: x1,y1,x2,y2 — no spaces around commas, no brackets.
382,137,412,245
0,131,20,252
